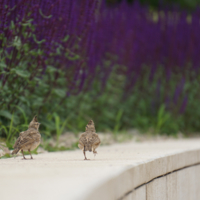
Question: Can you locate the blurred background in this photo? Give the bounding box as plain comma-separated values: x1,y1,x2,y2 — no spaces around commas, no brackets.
0,0,200,154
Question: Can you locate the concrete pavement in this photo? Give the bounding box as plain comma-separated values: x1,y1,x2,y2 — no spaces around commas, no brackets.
1,139,200,200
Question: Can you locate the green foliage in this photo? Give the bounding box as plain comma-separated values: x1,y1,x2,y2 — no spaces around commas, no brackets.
1,3,199,160
114,109,124,134
0,111,29,149
156,104,170,133
0,114,17,148
1,10,200,153
0,153,11,159
1,63,200,151
53,113,69,146
110,0,200,9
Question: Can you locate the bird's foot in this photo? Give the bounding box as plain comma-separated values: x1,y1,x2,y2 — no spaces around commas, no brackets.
84,158,90,160
93,151,97,157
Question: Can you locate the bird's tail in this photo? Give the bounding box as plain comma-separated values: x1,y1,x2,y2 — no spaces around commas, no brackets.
12,148,20,155
84,145,92,152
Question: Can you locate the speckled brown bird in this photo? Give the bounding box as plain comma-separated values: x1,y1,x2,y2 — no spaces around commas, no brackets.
78,120,101,160
12,116,41,159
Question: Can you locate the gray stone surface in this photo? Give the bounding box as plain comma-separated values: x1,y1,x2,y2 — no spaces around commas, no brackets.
195,165,200,200
166,171,178,200
0,139,200,200
132,186,146,200
147,177,167,200
177,168,190,200
123,192,133,200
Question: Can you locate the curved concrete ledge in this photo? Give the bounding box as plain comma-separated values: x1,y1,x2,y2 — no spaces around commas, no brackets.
85,142,200,200
1,139,200,200
121,164,200,200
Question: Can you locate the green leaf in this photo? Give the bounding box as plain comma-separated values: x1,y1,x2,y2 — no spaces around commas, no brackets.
13,36,22,48
0,110,13,120
18,96,30,106
11,69,30,78
33,34,46,44
114,109,123,133
62,35,70,42
56,47,61,55
67,54,80,61
37,49,43,55
21,19,33,27
13,105,28,125
46,66,57,73
54,89,66,98
23,43,30,52
42,120,55,133
0,125,8,135
0,62,6,69
39,9,52,19
32,97,44,107
10,20,15,29
6,114,14,141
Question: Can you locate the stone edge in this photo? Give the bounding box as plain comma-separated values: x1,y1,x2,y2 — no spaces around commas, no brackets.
84,148,200,200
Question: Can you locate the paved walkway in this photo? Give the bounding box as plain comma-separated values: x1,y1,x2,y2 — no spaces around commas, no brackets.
1,139,200,200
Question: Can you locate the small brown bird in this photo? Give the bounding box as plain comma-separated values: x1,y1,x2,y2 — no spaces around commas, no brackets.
78,120,101,160
12,116,41,159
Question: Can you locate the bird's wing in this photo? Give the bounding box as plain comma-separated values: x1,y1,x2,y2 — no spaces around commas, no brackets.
13,131,25,148
13,137,21,148
79,132,87,145
79,132,101,145
13,129,38,149
90,133,101,145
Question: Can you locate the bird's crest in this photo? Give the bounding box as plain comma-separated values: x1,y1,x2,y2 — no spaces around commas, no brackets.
32,115,38,122
28,115,40,129
88,120,94,125
85,119,95,132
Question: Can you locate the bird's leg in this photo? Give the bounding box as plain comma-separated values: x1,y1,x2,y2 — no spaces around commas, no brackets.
28,149,33,159
83,150,89,160
93,150,97,158
21,150,26,160
83,150,87,160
